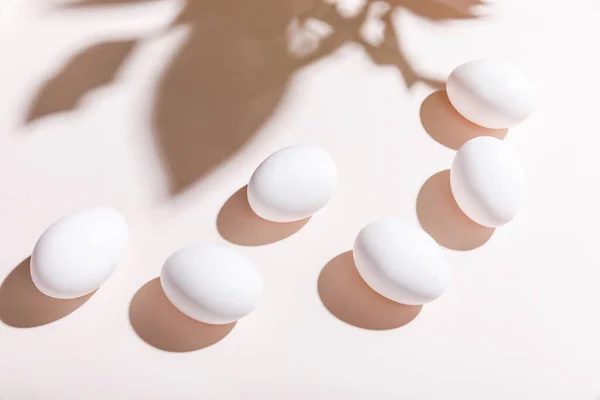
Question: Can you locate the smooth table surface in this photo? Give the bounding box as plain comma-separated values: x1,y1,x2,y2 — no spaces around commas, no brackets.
1,0,599,399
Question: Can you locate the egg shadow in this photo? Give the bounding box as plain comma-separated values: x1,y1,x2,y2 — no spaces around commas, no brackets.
420,90,508,150
217,186,310,246
129,278,236,352
318,251,422,330
417,170,494,251
0,258,93,328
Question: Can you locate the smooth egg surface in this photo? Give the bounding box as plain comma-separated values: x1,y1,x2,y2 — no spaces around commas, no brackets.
161,243,263,325
30,207,129,299
247,144,338,222
353,219,450,305
447,59,536,129
451,136,526,228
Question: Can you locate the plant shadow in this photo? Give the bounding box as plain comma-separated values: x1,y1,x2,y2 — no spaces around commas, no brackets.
318,251,422,330
25,0,485,197
129,278,236,352
0,258,93,328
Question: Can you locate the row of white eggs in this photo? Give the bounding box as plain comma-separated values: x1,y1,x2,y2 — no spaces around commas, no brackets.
29,58,534,325
447,59,532,227
31,207,448,323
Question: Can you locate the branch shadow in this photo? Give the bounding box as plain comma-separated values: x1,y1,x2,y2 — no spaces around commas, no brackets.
217,185,310,246
420,90,507,150
129,278,236,352
416,170,494,250
318,251,422,330
0,258,93,328
25,0,485,197
387,0,485,20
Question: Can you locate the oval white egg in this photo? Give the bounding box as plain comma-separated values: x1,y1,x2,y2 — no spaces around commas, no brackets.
447,59,536,129
247,144,338,222
161,244,263,325
30,207,129,299
451,136,526,228
353,219,450,305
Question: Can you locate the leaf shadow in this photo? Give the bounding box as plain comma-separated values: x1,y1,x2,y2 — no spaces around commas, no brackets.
26,40,137,123
25,0,485,197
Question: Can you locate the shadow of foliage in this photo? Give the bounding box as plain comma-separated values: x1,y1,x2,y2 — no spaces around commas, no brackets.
26,0,485,196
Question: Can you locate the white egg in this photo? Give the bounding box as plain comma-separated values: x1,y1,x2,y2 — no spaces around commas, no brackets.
30,207,129,299
447,59,536,129
353,219,450,305
247,144,338,222
451,136,526,228
160,244,263,325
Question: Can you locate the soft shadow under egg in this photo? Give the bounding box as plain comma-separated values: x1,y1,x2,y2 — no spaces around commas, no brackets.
129,278,236,352
318,251,422,331
416,170,495,251
420,90,507,150
0,257,93,328
217,186,310,246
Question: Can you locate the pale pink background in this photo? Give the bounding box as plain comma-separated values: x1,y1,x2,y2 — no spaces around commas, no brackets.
1,0,599,399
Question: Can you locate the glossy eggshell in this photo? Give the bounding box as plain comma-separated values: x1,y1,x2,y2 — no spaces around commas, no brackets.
353,219,450,305
247,144,338,222
30,207,129,299
450,136,526,228
160,244,263,325
447,59,536,129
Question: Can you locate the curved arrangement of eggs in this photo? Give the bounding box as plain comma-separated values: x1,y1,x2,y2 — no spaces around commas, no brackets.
24,58,534,337
447,59,533,228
